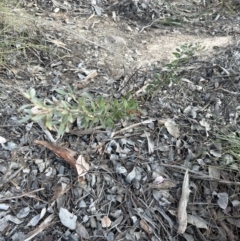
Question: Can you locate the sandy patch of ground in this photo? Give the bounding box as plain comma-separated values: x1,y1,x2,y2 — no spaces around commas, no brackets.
71,16,233,67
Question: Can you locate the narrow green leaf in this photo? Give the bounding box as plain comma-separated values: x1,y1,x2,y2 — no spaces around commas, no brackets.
57,123,66,137
122,98,128,109
105,118,114,127
45,113,52,130
113,99,118,106
173,52,181,58
52,120,61,125
61,110,69,115
65,124,70,133
23,92,31,99
32,114,46,122
90,100,96,111
61,115,69,125
100,119,106,128
83,92,93,100
67,114,74,123
78,98,84,106
45,98,54,105
18,104,33,112
23,109,33,114
32,98,45,107
60,100,69,109
67,84,73,94
55,89,67,95
83,118,89,128
18,115,32,123
30,89,36,99
93,117,99,125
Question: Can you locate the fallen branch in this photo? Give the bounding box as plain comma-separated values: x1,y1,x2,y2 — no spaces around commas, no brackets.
35,140,77,171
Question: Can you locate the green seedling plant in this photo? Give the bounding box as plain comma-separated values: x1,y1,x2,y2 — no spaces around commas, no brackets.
19,87,138,137
218,132,240,162
147,43,204,93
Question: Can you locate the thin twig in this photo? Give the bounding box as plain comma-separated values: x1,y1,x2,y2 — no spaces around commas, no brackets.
0,167,24,188
159,163,240,185
139,18,162,33
217,87,240,96
113,119,155,137
0,188,47,203
68,126,105,136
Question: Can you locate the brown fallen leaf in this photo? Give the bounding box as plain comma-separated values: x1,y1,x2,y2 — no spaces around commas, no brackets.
51,182,69,201
34,140,77,171
75,221,90,239
140,219,151,236
177,169,190,234
149,179,177,189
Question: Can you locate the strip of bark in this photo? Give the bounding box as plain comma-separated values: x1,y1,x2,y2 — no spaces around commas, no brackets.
177,169,190,234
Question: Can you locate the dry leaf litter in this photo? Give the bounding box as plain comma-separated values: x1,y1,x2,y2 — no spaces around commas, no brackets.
0,0,240,241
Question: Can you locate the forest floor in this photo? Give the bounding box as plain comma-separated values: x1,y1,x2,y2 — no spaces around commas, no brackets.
1,0,240,241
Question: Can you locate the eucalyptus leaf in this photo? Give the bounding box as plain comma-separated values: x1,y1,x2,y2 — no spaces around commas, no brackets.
30,89,36,99
18,115,32,123
57,123,66,137
67,114,74,123
123,98,128,109
23,92,31,99
32,114,46,122
18,104,33,111
90,100,96,111
55,89,67,95
60,100,69,109
45,113,53,130
173,52,181,58
61,110,69,115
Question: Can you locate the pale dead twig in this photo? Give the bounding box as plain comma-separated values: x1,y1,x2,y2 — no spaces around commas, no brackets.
81,119,154,150
0,166,24,188
113,119,155,137
68,126,106,135
177,169,190,234
113,121,143,136
159,163,240,186
24,214,55,241
217,87,240,96
0,188,48,204
139,18,162,33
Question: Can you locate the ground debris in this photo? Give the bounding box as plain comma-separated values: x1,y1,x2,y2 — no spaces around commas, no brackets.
0,0,240,240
